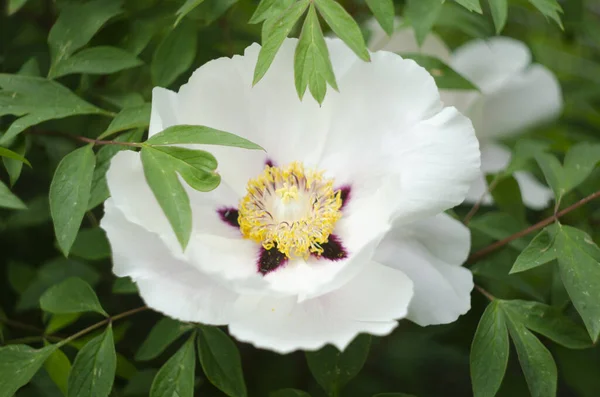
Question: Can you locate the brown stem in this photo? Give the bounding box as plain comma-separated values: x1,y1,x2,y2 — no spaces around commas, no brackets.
463,176,500,225
467,190,600,264
475,285,495,301
0,318,45,334
27,129,140,148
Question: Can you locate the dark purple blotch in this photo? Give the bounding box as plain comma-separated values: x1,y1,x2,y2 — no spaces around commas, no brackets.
258,246,287,275
217,207,240,228
337,185,351,209
317,235,348,261
265,158,274,167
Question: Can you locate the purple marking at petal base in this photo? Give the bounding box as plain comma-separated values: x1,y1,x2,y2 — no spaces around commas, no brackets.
217,207,240,228
337,185,351,209
265,158,274,167
258,246,287,275
316,234,348,261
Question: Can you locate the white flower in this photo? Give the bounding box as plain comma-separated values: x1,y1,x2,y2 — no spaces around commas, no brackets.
101,38,480,353
369,22,563,209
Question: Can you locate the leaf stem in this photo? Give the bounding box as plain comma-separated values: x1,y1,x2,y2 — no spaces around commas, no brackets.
475,285,496,301
27,129,141,148
467,190,600,264
463,175,501,225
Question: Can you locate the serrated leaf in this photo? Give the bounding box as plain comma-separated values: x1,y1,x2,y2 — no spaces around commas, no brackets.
150,335,196,397
405,0,444,46
529,0,563,29
501,300,591,349
135,318,194,362
97,103,151,140
196,325,247,397
112,277,138,295
314,0,370,61
306,334,371,396
366,0,395,36
50,145,96,256
40,277,107,316
175,0,207,26
470,301,509,397
402,53,478,90
250,0,295,24
488,0,508,33
0,180,26,210
504,314,557,397
253,0,310,85
140,147,192,249
151,20,197,88
454,0,482,13
0,344,57,397
270,389,311,397
147,125,263,150
555,225,600,341
48,0,123,75
44,347,71,396
67,325,116,397
511,225,558,273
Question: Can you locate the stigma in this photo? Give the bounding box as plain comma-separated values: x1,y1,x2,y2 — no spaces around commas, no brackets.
238,162,343,259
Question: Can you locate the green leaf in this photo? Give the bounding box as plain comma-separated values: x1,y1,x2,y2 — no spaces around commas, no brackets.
116,354,137,381
0,74,106,144
454,0,482,13
314,0,370,61
250,0,295,24
501,300,591,349
470,301,509,397
402,53,478,90
112,277,139,295
8,0,29,15
0,146,31,167
147,125,263,150
52,46,141,79
123,369,157,396
48,0,123,74
306,334,371,396
67,325,116,397
135,318,194,361
196,325,247,397
97,103,151,140
536,153,565,202
510,225,558,274
70,228,111,260
253,0,310,85
270,390,312,397
150,334,196,397
504,314,558,397
44,347,71,396
504,139,549,175
0,180,26,210
175,0,207,26
7,261,36,294
40,277,107,317
470,212,530,250
488,175,525,223
405,0,444,46
372,394,416,397
0,344,57,397
488,0,508,33
2,137,29,186
151,20,197,88
555,225,600,341
529,0,563,29
50,145,96,256
294,4,338,104
562,143,600,193
46,313,82,335
366,0,395,36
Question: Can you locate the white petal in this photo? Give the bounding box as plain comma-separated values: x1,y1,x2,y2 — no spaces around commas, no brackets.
228,262,413,353
451,37,531,92
480,142,511,173
463,173,493,206
149,87,180,136
375,213,473,326
514,171,553,209
101,200,237,325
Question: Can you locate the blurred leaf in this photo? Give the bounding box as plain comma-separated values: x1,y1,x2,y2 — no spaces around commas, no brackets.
150,334,196,397
405,0,444,46
402,53,478,90
535,152,565,203
7,0,29,15
116,354,137,380
470,301,509,397
3,196,50,230
7,261,36,294
562,143,600,193
455,0,482,13
253,0,310,85
314,0,370,61
50,145,96,256
0,344,57,397
488,0,508,33
0,146,30,167
70,228,111,260
504,139,549,175
555,225,600,341
67,325,116,397
44,347,71,396
123,369,157,396
373,394,416,397
511,225,558,274
147,125,263,150
469,212,530,250
306,334,371,396
113,277,139,295
189,0,238,26
135,317,193,361
175,0,207,26
196,325,247,397
52,47,142,79
436,1,493,38
40,277,107,316
48,0,123,75
488,175,525,223
295,4,338,104
270,390,312,397
504,314,557,397
151,20,197,88
501,300,591,349
528,0,563,29
18,58,41,77
46,313,82,335
0,74,106,145
250,0,295,24
0,180,26,210
97,103,150,140
2,138,29,186
366,0,395,36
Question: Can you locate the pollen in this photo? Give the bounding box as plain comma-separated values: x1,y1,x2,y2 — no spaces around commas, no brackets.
238,162,343,259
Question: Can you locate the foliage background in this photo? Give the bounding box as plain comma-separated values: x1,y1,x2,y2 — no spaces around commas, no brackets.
1,0,600,396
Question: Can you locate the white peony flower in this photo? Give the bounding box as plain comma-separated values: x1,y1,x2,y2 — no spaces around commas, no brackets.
101,38,480,353
369,22,563,209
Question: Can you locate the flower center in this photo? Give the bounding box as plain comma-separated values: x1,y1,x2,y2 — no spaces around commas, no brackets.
238,162,343,259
